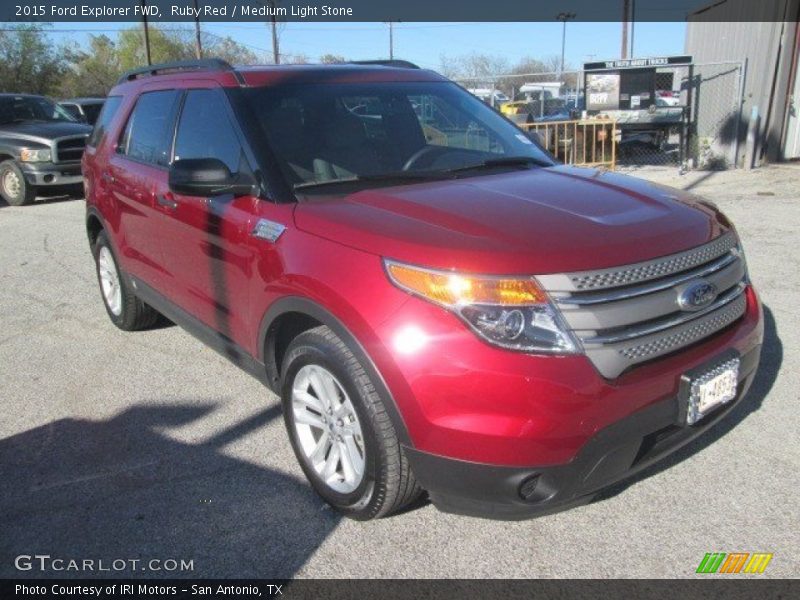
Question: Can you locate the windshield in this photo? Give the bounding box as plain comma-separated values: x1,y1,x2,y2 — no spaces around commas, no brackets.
0,96,77,125
241,81,553,193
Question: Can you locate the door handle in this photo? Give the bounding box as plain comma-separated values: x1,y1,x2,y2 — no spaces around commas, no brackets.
156,194,178,210
101,173,115,183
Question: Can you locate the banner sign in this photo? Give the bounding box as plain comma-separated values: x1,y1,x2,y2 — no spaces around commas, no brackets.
584,56,693,71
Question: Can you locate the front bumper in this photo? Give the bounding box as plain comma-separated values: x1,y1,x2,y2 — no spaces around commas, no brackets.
375,285,763,467
406,343,762,519
19,161,83,187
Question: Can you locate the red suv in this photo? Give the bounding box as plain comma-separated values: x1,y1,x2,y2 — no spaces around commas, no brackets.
83,59,763,520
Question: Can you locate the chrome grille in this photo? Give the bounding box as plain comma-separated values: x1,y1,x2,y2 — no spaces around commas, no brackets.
54,135,88,163
542,233,738,292
618,293,746,360
538,233,748,378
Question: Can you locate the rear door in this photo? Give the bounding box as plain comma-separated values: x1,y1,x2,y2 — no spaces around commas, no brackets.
158,86,259,346
107,88,181,292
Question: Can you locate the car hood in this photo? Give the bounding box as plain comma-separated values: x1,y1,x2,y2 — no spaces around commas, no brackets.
0,121,92,145
294,166,731,275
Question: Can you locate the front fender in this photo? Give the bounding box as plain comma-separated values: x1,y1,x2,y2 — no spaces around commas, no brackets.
0,140,22,161
257,295,413,446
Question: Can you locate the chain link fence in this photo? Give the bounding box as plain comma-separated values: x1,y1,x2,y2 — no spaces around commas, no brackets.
687,61,747,170
453,61,745,171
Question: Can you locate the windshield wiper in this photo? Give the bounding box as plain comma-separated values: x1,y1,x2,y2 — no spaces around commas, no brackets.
443,156,551,174
293,157,552,192
293,171,441,191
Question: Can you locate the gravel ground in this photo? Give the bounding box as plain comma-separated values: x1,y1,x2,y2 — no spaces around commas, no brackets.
0,164,798,579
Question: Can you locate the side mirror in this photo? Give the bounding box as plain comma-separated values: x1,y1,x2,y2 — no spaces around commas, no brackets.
169,158,256,197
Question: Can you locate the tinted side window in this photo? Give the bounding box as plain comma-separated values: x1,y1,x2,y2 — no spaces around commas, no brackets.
173,89,243,172
83,103,104,124
61,104,81,119
119,90,180,165
87,96,122,147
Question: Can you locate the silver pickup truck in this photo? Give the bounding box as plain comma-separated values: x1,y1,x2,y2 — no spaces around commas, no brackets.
0,94,92,206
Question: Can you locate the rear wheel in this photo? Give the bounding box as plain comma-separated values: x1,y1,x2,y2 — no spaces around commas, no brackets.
93,231,159,331
0,160,36,206
281,325,421,519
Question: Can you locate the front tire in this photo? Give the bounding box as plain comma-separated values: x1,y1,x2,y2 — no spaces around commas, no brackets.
0,160,36,206
281,325,421,520
92,231,159,331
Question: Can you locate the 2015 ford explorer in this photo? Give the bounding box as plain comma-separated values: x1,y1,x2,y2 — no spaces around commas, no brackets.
83,59,763,520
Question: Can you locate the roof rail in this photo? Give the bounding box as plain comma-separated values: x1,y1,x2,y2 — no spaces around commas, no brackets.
349,60,420,69
116,59,242,85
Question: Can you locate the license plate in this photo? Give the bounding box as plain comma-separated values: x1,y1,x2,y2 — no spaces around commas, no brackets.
686,358,739,425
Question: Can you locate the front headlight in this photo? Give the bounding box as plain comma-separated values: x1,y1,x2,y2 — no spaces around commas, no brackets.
20,148,52,162
384,260,580,354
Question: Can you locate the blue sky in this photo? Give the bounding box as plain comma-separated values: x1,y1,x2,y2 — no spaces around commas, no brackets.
46,21,687,70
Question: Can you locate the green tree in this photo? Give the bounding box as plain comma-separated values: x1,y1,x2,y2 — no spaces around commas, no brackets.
116,26,194,71
203,34,260,65
60,35,121,97
0,24,66,96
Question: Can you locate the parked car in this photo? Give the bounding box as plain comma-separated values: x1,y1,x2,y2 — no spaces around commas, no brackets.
466,88,509,107
500,100,535,124
656,90,681,107
565,93,585,112
502,97,572,150
519,81,564,100
84,59,763,520
0,94,92,205
501,95,570,125
59,97,106,125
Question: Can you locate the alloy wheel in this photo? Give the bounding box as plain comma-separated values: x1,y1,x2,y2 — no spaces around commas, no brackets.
291,364,366,494
98,246,122,316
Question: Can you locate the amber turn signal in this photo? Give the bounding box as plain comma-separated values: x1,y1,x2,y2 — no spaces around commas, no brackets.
385,261,547,307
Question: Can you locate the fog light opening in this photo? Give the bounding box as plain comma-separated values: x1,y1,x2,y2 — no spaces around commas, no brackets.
518,475,541,501
43,174,55,183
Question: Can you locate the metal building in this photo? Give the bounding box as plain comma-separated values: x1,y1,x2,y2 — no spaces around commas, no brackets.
685,0,800,165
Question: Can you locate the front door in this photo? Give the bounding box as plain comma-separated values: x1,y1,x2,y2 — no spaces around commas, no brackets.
157,87,258,349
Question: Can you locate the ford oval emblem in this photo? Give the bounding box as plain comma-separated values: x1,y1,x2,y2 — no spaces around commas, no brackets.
678,280,718,311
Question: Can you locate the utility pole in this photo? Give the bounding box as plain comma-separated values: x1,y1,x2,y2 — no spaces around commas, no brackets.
621,0,630,59
271,17,280,63
193,0,202,59
261,1,280,64
629,0,636,57
556,12,576,80
141,0,151,65
388,22,394,60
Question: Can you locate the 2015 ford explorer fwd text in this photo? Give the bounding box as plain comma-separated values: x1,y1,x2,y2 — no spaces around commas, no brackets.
82,59,763,520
